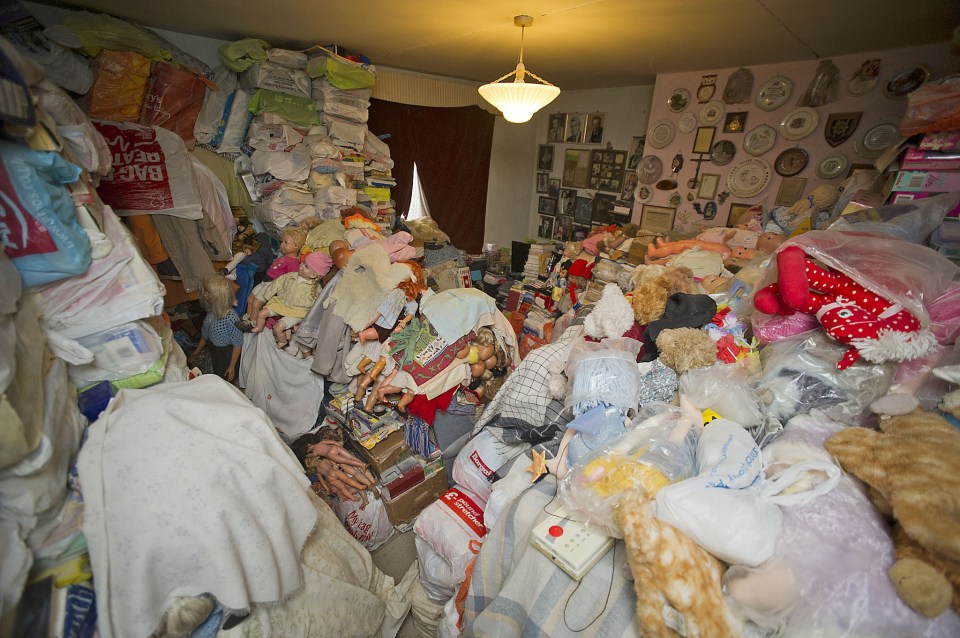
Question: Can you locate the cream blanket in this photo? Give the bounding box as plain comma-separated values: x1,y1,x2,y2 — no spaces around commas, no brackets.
78,376,318,638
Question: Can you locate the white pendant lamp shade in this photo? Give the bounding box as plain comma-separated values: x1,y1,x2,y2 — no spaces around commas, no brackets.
479,16,560,124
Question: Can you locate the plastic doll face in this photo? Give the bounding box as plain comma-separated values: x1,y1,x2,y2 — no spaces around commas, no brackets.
299,261,320,279
280,235,301,256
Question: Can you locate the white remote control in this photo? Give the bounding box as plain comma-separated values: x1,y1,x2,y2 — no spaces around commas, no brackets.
529,505,614,580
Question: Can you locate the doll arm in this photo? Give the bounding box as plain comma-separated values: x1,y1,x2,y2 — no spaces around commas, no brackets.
225,346,241,382
189,337,206,363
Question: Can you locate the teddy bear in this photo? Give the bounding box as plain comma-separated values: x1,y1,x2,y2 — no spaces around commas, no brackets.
754,245,936,370
619,487,743,637
655,327,717,374
630,267,696,325
824,410,960,618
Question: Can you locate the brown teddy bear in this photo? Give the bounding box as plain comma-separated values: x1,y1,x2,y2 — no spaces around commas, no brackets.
825,410,960,618
619,488,742,637
655,328,717,374
630,267,696,325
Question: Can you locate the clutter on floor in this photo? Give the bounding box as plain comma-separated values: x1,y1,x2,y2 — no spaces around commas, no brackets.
3,5,960,638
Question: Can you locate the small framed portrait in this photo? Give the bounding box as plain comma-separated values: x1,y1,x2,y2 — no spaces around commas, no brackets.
585,113,606,144
559,188,577,216
572,224,590,242
592,192,618,224
640,204,677,233
538,196,557,216
537,215,554,239
627,136,646,170
537,144,555,171
562,148,591,188
536,172,550,193
574,196,594,224
565,113,586,143
775,177,807,206
547,113,567,143
727,202,753,228
697,173,721,200
724,112,748,133
693,126,717,154
548,178,561,199
554,216,573,241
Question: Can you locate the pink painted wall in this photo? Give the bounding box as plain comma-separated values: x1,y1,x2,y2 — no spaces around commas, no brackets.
633,42,957,231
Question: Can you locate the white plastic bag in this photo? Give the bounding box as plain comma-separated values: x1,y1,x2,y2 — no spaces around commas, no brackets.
451,430,528,504
415,535,459,603
331,490,392,551
654,419,839,566
413,487,486,586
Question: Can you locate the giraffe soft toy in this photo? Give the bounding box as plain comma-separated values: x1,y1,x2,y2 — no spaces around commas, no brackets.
754,246,936,370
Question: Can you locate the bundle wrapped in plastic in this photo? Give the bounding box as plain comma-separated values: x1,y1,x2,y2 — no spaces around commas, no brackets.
558,404,699,537
565,337,642,412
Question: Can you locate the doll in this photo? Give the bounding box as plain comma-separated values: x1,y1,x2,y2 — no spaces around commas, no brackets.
237,227,308,330
189,274,244,382
353,261,428,405
461,327,509,402
644,231,785,265
251,250,332,348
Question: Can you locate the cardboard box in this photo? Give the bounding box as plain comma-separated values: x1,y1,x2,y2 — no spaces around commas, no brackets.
348,428,412,479
383,465,449,525
894,170,960,193
627,241,647,266
900,147,960,171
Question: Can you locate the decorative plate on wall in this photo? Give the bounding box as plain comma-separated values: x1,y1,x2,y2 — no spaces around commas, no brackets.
710,140,736,166
636,155,664,184
755,75,793,111
779,107,819,141
883,65,930,99
678,112,697,134
727,157,772,198
743,124,777,156
816,152,849,179
699,101,725,126
774,147,809,177
648,119,676,148
723,67,754,104
854,119,902,158
668,88,691,112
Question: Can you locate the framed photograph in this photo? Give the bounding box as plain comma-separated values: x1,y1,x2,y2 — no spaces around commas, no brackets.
697,173,721,200
537,215,554,239
559,188,577,217
548,178,561,199
537,144,555,171
723,112,748,133
727,202,753,228
536,172,549,193
574,196,594,225
617,169,640,207
775,177,807,207
572,224,590,242
592,192,618,224
554,216,573,241
547,113,567,143
538,196,557,216
585,113,606,144
640,204,677,233
565,113,586,143
562,148,592,188
626,136,646,170
587,148,627,192
692,126,717,154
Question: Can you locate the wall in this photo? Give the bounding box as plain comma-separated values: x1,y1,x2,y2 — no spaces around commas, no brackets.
639,42,957,232
520,85,656,243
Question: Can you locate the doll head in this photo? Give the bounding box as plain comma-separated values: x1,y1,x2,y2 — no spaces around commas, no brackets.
280,228,307,257
329,240,353,270
199,274,236,319
621,223,640,239
755,232,785,254
303,250,333,279
700,274,733,294
396,260,427,301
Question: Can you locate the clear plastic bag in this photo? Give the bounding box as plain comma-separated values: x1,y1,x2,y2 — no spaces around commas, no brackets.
827,192,960,244
558,404,698,537
755,330,895,425
899,74,960,136
565,337,642,411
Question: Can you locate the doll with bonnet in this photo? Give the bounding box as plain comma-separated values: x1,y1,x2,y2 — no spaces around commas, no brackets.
238,226,308,330
251,250,332,348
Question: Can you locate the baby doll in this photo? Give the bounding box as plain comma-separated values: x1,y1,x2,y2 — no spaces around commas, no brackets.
354,261,428,405
251,250,332,348
461,327,509,402
644,231,785,265
237,227,308,330
189,274,244,382
582,224,625,256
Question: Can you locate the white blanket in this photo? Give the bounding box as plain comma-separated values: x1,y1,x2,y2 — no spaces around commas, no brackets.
78,376,317,638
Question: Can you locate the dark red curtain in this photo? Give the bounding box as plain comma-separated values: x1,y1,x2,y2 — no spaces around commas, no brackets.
368,99,495,253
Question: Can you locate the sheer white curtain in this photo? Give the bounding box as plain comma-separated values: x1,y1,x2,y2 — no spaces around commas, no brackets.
406,162,431,221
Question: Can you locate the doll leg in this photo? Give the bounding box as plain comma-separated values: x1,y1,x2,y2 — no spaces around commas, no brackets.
356,355,374,374
354,357,387,402
396,390,415,414
273,321,289,348
357,326,380,344
375,368,401,403
251,307,271,333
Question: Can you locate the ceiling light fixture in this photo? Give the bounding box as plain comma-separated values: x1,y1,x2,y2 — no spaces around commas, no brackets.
479,15,560,124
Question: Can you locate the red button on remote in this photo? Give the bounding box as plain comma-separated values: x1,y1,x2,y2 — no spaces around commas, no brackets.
548,525,564,537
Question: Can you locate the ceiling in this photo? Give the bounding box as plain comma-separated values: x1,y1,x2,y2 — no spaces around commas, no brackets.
34,0,960,89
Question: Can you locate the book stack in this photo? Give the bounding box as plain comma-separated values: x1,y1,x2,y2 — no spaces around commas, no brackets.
523,243,552,281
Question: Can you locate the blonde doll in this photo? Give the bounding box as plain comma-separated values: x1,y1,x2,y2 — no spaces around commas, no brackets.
189,275,244,382
252,250,332,348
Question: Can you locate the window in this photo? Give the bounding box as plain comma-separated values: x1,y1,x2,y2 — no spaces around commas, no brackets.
406,162,431,221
